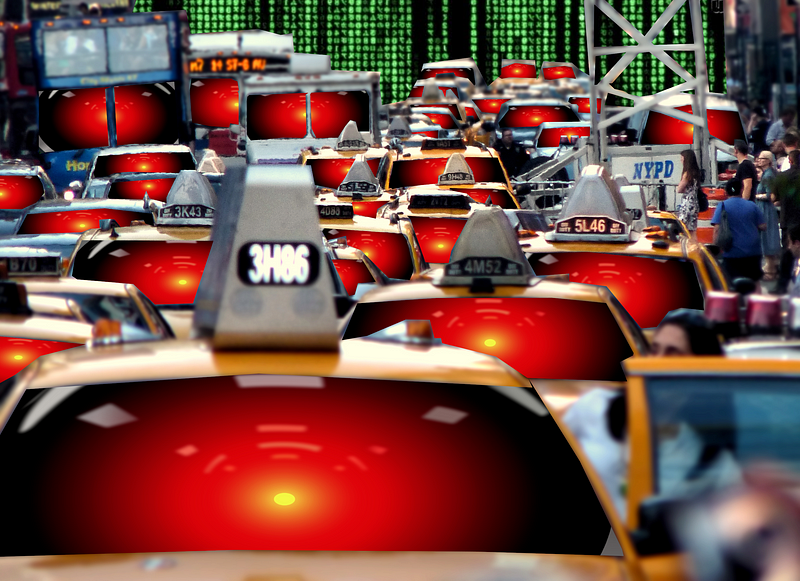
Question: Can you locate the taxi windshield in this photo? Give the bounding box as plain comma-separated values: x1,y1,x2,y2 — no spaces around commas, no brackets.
191,77,239,128
527,252,705,329
307,158,381,189
17,209,155,235
323,229,413,280
388,157,506,188
646,375,800,498
472,98,510,114
499,105,580,128
344,298,632,381
107,177,177,202
39,84,180,152
39,292,157,341
0,175,45,209
71,240,213,305
0,375,611,555
92,152,195,178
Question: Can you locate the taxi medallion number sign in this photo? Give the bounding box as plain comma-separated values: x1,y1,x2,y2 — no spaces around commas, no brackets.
445,257,523,277
318,205,354,220
338,181,378,194
409,194,471,210
2,257,60,276
159,205,215,219
555,216,626,235
238,242,320,286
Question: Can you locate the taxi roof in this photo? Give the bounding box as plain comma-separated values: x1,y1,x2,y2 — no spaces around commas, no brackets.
302,146,388,160
0,315,93,343
26,336,531,389
77,224,212,243
392,144,493,160
21,278,133,297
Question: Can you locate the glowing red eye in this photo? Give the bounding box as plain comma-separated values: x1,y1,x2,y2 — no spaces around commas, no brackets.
71,241,213,305
451,188,516,209
332,259,373,295
0,176,45,209
247,93,307,139
407,217,467,264
389,158,505,188
500,106,580,128
472,99,510,114
307,158,380,189
500,63,537,78
95,152,190,177
325,230,413,280
108,178,175,202
0,337,79,383
543,66,576,80
536,127,591,148
18,210,149,234
309,91,370,139
190,77,239,128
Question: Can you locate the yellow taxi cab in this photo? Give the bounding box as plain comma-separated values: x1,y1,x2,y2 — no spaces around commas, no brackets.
0,164,629,572
298,121,390,195
312,155,395,219
613,354,800,581
0,249,174,381
323,237,391,296
517,165,728,330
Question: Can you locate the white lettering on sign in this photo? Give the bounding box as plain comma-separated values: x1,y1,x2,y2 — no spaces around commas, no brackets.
248,244,310,284
573,218,606,233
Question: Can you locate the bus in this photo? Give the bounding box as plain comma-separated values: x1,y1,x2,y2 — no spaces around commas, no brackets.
30,9,193,191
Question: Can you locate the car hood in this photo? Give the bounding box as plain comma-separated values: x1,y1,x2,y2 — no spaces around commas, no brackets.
0,551,627,581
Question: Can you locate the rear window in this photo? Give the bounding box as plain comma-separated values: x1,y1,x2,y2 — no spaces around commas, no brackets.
323,229,412,280
501,63,537,78
407,217,467,264
0,175,45,209
107,177,176,202
568,97,602,114
71,240,213,305
191,77,239,128
499,105,580,128
417,111,458,129
452,188,516,209
0,375,611,555
388,157,506,188
408,86,458,99
18,209,154,235
640,107,746,147
306,158,381,189
92,152,195,178
345,298,632,381
527,252,705,328
420,67,475,84
472,98,510,114
332,259,373,295
537,126,591,148
542,66,576,80
310,91,370,138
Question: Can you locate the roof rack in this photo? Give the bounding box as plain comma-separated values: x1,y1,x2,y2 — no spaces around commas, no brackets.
192,165,339,350
433,207,534,288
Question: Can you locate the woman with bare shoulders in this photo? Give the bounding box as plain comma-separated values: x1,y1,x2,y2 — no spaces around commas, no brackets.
676,149,702,234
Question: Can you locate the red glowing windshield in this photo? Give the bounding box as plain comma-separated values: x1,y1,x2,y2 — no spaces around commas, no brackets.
38,85,180,152
0,175,45,209
537,126,591,147
641,106,746,146
71,241,213,305
351,200,388,218
323,230,412,280
306,158,381,189
247,93,307,139
417,112,458,129
472,98,510,114
0,375,611,555
107,177,176,202
407,217,467,264
190,77,239,128
389,157,506,188
0,337,79,383
527,252,705,328
18,209,152,235
345,298,632,381
499,105,580,128
92,152,195,178
452,188,516,209
310,91,370,138
568,97,602,114
501,63,537,78
332,259,373,295
543,66,576,80
420,67,476,84
408,86,458,99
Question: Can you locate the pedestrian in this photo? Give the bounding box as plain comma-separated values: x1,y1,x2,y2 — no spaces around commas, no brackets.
711,178,767,289
773,150,800,293
772,139,788,169
494,128,529,179
563,310,722,522
766,107,797,146
676,149,702,234
747,105,771,155
786,224,800,298
754,150,781,280
733,139,757,201
779,131,799,172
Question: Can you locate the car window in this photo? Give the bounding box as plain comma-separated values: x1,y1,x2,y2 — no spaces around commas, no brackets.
0,175,45,209
306,158,381,189
92,152,195,179
42,292,156,341
309,91,370,138
646,376,800,498
527,252,705,329
190,77,239,128
71,240,213,305
388,157,506,188
499,105,580,128
322,229,412,280
344,297,633,381
0,375,611,555
17,209,155,235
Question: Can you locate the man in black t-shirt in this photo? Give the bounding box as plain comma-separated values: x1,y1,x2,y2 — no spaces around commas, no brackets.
734,140,758,200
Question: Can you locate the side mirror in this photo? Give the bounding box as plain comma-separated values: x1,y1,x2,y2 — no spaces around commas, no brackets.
229,124,241,136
